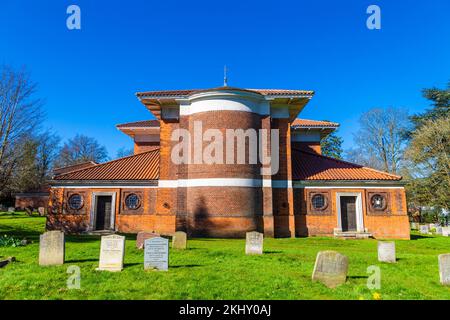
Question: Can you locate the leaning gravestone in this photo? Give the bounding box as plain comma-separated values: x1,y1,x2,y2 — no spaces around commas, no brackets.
312,251,349,288
245,231,263,255
378,241,396,263
438,254,450,286
97,235,125,272
144,237,169,271
136,231,160,249
39,231,65,266
442,227,450,237
172,231,187,250
419,225,429,234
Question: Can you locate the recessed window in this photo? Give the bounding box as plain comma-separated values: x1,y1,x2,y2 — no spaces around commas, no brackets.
125,193,141,210
68,194,83,210
371,194,386,210
312,194,326,210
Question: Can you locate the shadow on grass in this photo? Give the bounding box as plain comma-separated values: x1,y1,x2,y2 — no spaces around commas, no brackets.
410,234,433,240
171,264,202,269
264,250,283,254
124,263,141,267
348,275,368,279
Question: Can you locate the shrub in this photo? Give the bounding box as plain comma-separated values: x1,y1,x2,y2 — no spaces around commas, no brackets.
0,234,23,247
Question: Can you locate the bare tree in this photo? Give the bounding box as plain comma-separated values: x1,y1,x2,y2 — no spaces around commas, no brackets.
54,134,108,168
345,107,410,174
0,65,43,195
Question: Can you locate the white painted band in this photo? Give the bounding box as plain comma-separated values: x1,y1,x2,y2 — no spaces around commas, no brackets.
158,179,292,188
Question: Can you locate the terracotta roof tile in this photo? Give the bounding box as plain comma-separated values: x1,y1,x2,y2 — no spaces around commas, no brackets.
291,119,340,129
116,120,160,128
292,149,402,181
136,88,314,98
54,149,159,181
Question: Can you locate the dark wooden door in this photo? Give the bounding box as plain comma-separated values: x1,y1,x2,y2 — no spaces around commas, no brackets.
96,196,112,230
340,196,357,232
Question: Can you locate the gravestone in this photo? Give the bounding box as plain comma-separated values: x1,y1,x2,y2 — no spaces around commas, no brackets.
97,235,125,272
442,227,450,237
377,241,396,263
438,254,450,286
144,237,169,271
312,251,349,288
39,231,65,266
172,231,187,250
245,231,263,255
419,225,429,234
436,226,443,235
410,222,419,230
38,207,46,216
136,231,160,249
8,207,15,213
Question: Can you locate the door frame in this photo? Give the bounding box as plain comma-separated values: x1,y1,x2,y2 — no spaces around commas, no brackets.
89,192,117,231
336,192,364,232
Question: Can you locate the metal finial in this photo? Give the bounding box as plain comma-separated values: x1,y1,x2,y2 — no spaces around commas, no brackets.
223,65,228,87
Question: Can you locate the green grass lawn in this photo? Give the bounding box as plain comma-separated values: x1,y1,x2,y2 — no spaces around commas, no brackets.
0,212,449,300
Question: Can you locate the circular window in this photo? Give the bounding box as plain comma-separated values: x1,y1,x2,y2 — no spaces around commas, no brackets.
125,193,141,210
68,194,83,210
312,194,327,210
371,194,387,210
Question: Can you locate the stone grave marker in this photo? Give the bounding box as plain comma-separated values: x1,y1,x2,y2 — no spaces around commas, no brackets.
8,207,15,213
438,254,450,286
442,227,450,237
312,251,349,288
410,222,419,230
245,231,263,255
172,231,187,250
144,237,169,271
378,241,396,263
419,225,429,234
136,231,160,249
39,231,65,266
38,207,46,216
97,235,125,272
436,226,443,235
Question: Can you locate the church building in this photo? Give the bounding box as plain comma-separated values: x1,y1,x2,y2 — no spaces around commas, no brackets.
47,87,410,239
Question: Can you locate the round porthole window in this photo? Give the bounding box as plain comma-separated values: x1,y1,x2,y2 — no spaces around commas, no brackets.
125,193,141,210
68,194,83,210
312,194,327,210
371,194,387,210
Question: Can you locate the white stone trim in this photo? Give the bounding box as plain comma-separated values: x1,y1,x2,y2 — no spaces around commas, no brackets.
336,192,364,232
298,185,404,189
53,185,158,189
90,192,117,232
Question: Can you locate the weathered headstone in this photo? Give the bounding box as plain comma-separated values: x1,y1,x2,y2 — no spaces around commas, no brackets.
144,237,169,271
38,207,46,216
7,207,15,213
97,235,125,272
436,226,443,235
378,241,396,263
410,222,419,230
442,227,450,237
438,254,450,286
245,231,263,255
39,231,65,266
136,231,160,249
312,251,349,288
419,225,429,234
172,231,187,250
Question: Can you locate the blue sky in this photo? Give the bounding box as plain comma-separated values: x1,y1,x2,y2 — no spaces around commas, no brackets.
1,0,449,157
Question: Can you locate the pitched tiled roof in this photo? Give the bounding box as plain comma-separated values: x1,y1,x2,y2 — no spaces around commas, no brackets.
116,120,159,128
54,149,159,181
292,149,402,181
136,88,314,98
53,161,98,176
291,119,339,129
